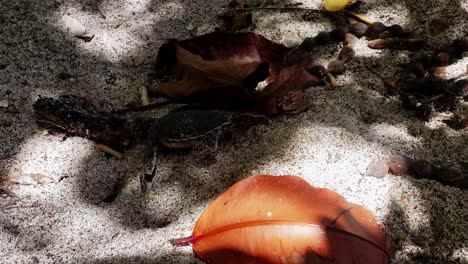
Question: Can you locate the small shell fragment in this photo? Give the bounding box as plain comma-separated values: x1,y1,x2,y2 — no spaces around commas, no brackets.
140,86,150,106
0,99,9,108
365,159,389,179
62,15,94,42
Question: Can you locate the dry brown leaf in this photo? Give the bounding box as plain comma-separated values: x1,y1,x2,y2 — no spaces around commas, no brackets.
255,65,324,115
151,32,326,115
150,45,261,101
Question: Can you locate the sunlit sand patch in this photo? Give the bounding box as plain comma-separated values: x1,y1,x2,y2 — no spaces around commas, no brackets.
8,133,94,179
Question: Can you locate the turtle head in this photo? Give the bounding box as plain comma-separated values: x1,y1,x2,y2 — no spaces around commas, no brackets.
33,95,131,150
129,117,159,144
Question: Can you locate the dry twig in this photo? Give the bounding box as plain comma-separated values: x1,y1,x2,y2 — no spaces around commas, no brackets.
96,144,124,159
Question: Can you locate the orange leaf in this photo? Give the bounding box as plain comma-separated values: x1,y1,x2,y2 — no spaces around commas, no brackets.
171,175,391,264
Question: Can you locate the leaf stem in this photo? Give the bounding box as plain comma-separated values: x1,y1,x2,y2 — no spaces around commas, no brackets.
170,235,199,246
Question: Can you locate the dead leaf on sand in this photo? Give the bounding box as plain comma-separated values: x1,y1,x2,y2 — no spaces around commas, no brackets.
171,175,392,263
151,32,327,115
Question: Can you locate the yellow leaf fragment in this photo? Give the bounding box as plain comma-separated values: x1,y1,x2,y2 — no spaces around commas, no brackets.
323,0,350,12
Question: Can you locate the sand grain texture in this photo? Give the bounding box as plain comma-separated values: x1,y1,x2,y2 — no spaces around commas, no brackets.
0,0,467,263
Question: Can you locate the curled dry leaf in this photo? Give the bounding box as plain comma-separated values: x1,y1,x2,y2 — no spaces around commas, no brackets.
151,32,326,115
152,32,288,98
255,65,324,115
151,43,262,101
171,175,391,264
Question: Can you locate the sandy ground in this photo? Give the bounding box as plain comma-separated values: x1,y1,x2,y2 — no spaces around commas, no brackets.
1,0,467,263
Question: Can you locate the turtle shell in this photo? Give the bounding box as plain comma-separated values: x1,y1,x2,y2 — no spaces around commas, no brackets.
157,109,232,149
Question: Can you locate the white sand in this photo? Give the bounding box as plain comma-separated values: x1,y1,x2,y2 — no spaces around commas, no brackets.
0,0,467,263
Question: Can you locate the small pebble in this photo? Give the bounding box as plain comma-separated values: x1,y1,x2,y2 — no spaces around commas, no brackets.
327,60,346,75
451,79,468,96
315,31,331,45
364,22,387,38
387,24,410,37
429,17,449,34
229,13,252,31
434,52,451,66
411,160,434,179
388,155,412,176
332,14,348,27
452,37,468,54
339,46,355,62
405,63,426,78
186,23,195,31
444,112,468,130
0,118,13,127
301,37,316,51
384,79,397,95
307,65,327,79
344,33,358,47
228,0,238,7
365,159,389,179
350,22,368,37
430,67,446,79
331,27,348,42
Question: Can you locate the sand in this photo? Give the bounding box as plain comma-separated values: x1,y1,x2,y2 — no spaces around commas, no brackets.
0,0,467,263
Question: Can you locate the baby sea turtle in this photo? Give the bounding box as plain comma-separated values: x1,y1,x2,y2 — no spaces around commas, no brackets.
157,108,232,150
141,106,269,191
33,96,269,192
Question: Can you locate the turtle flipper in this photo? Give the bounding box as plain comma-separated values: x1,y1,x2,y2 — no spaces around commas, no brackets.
141,144,159,193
